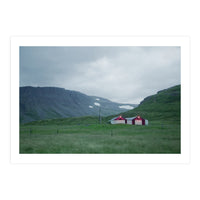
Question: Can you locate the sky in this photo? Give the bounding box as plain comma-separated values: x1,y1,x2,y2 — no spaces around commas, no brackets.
20,46,180,104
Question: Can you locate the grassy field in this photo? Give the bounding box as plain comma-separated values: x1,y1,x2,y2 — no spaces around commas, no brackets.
20,85,181,154
20,121,180,154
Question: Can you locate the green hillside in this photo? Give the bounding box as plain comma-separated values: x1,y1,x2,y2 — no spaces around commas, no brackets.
114,85,181,122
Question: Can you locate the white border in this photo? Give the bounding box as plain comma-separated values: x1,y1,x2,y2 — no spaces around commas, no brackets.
11,36,190,164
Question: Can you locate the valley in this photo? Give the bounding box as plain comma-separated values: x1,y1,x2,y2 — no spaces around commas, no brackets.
20,85,181,154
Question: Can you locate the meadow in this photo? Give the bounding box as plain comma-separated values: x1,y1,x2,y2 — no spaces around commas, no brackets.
20,85,181,154
20,121,180,154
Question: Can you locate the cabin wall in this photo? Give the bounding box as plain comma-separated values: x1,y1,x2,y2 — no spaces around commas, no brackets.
135,120,142,125
116,120,125,124
111,120,125,124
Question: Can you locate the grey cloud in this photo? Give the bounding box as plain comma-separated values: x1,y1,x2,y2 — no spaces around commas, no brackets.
20,46,180,104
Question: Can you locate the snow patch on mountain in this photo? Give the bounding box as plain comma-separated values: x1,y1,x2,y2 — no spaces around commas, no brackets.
94,102,100,106
119,105,134,110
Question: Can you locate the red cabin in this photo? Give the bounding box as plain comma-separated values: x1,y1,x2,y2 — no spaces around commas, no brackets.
110,115,127,124
132,115,145,125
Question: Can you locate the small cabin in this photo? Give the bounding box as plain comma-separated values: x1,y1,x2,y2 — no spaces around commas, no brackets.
126,116,148,125
110,116,127,124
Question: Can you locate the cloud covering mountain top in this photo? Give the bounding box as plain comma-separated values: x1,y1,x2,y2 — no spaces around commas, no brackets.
20,46,180,104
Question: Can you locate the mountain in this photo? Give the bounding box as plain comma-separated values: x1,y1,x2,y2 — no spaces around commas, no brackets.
20,86,137,123
119,85,181,122
22,85,180,126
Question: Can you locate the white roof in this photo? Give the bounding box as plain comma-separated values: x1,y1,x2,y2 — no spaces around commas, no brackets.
126,116,137,120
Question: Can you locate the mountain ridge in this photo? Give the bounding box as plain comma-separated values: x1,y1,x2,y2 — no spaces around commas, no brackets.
20,86,137,123
23,85,181,126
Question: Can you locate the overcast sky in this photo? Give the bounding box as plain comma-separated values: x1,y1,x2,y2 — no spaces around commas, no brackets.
20,46,180,104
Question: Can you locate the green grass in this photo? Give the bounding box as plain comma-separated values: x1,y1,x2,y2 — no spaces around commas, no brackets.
20,121,180,154
24,116,101,126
